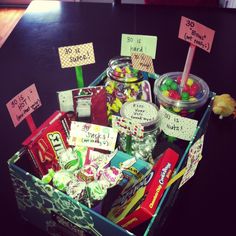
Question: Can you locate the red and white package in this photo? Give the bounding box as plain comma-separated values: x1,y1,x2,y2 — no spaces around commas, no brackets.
22,111,70,176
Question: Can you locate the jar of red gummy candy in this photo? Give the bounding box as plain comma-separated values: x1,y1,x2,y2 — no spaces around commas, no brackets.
105,56,152,122
154,72,209,117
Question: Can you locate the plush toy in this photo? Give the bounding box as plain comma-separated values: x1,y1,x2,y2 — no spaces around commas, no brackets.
212,94,236,119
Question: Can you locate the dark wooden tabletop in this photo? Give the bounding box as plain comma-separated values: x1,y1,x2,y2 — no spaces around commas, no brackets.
1,1,236,235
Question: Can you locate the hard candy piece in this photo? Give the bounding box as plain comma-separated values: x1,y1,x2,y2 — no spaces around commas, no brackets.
87,181,107,201
75,165,97,183
164,78,173,87
186,78,194,86
66,179,86,201
168,90,181,100
181,92,190,101
52,170,74,192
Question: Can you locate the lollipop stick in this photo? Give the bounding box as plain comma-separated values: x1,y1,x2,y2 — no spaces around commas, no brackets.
126,134,132,155
25,114,36,133
180,44,196,93
75,66,84,88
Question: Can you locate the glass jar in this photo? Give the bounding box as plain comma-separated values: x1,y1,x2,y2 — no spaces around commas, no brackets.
118,100,161,162
105,56,152,122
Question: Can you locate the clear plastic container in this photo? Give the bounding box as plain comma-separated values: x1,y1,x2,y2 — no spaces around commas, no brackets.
105,56,152,122
153,72,209,117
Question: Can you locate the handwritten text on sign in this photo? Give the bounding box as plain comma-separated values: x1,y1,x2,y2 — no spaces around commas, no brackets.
112,115,144,139
121,34,157,59
68,121,118,151
58,43,95,68
6,84,41,127
131,53,155,74
160,106,198,141
178,16,215,53
179,135,204,188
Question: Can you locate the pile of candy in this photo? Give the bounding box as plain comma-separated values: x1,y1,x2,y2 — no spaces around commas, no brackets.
105,64,151,121
159,76,202,116
42,148,124,207
119,131,157,161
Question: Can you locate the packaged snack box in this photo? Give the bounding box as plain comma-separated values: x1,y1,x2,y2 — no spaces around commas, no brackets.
107,148,179,230
22,111,70,176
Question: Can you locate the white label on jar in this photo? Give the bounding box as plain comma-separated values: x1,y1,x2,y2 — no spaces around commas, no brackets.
122,100,159,125
159,106,198,141
112,115,144,139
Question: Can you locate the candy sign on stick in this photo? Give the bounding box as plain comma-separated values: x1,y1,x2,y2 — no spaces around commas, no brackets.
179,135,204,188
131,52,155,74
68,121,118,152
121,34,157,59
58,43,95,68
58,43,95,88
178,16,215,53
160,106,198,141
178,16,215,93
6,84,41,131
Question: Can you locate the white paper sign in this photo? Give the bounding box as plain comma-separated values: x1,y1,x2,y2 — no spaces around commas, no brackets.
68,121,118,151
57,89,74,112
160,106,198,141
179,135,204,188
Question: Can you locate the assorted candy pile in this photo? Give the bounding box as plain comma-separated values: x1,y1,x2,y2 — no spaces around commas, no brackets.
42,148,124,207
159,76,203,116
105,64,151,122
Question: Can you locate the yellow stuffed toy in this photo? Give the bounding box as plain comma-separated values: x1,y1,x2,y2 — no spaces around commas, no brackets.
212,94,236,119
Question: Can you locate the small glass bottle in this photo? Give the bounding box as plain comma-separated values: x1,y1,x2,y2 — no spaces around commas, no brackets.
119,100,161,162
105,56,152,122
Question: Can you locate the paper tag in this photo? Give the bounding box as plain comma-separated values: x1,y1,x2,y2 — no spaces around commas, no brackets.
178,16,215,53
6,84,41,127
121,100,159,125
68,121,118,151
57,89,74,112
121,34,157,59
179,135,204,188
112,115,144,139
58,43,95,68
160,106,198,141
131,52,155,73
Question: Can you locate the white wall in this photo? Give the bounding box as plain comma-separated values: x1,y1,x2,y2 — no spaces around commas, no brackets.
0,0,145,5
219,0,236,7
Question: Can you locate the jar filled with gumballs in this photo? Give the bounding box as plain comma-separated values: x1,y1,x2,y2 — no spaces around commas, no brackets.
118,100,161,162
105,56,152,123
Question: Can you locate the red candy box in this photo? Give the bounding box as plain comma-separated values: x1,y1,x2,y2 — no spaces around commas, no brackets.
22,111,70,176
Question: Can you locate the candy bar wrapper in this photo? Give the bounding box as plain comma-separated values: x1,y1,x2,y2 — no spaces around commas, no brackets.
72,86,108,126
22,111,70,177
107,148,179,230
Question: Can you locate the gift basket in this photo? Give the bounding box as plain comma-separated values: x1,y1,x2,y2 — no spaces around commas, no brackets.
7,17,216,236
7,57,214,236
